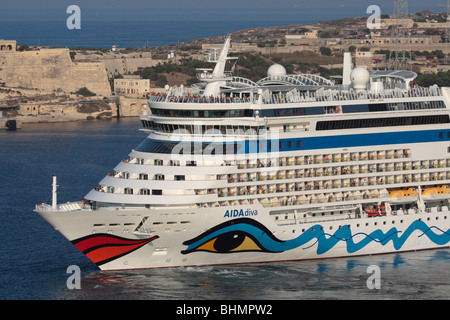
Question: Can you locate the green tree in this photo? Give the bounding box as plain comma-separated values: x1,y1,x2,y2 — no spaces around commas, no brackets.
320,47,332,56
17,44,30,52
75,87,96,97
416,71,450,87
156,75,167,87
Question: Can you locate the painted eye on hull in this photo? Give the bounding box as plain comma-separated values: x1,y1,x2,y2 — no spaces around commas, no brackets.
187,231,265,254
181,218,285,255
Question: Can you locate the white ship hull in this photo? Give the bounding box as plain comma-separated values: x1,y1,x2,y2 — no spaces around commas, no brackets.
34,36,450,271
36,202,450,271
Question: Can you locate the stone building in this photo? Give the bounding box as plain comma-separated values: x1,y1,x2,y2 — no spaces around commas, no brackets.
114,76,150,97
0,40,16,53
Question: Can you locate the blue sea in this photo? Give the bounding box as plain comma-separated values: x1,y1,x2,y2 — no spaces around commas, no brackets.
0,7,449,301
1,119,449,301
0,5,443,49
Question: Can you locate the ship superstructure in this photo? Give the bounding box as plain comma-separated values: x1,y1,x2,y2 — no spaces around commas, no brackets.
36,37,450,270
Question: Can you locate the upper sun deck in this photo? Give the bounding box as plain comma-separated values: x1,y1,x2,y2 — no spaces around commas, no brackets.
148,84,445,107
147,36,448,114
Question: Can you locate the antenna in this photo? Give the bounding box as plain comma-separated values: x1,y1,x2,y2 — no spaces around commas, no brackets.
446,0,450,44
52,175,58,210
388,0,411,70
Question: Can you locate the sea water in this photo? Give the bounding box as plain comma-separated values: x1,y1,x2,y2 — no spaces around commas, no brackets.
0,6,440,49
0,8,449,300
0,119,449,300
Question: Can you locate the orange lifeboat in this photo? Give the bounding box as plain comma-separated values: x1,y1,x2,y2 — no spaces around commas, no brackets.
422,185,450,201
389,187,418,204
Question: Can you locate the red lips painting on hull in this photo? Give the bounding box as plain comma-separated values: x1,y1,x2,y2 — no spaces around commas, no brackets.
72,234,159,267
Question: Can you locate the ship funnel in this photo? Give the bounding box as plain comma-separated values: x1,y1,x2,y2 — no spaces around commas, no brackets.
342,52,352,86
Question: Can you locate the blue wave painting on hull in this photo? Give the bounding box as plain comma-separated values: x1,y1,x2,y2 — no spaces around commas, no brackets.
181,218,450,255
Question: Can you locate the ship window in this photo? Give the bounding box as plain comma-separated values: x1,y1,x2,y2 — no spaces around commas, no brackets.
316,115,450,131
139,173,148,180
296,140,302,148
124,188,133,195
440,132,444,139
175,175,185,181
154,159,163,166
155,174,165,181
140,188,150,195
152,189,162,195
342,104,369,113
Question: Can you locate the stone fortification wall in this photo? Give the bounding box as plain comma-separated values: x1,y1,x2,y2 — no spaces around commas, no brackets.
0,48,111,96
102,52,164,76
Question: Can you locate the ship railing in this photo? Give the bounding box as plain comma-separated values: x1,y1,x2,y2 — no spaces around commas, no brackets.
149,94,253,104
35,201,91,212
260,194,382,208
425,206,450,213
149,86,442,105
196,71,233,81
262,86,442,105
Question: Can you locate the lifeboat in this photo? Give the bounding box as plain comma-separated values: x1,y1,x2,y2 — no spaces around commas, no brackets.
422,185,450,201
389,187,418,204
365,205,386,217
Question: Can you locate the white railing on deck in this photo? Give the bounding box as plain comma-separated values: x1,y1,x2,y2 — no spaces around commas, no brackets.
149,86,442,106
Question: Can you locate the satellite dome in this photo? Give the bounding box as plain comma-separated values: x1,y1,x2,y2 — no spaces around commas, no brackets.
267,64,286,77
350,66,370,90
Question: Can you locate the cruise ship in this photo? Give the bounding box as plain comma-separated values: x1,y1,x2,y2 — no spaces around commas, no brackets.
35,37,450,271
